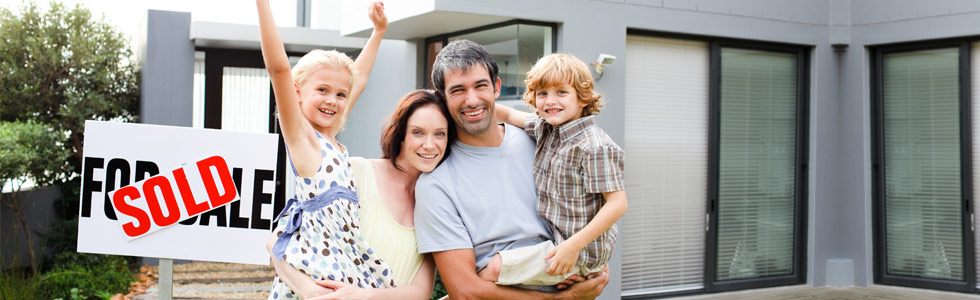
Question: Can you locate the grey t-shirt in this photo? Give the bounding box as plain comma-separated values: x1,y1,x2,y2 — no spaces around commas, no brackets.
415,123,553,271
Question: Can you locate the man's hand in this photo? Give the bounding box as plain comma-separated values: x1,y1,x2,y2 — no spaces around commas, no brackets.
558,265,609,300
556,274,585,290
545,240,582,276
368,1,387,32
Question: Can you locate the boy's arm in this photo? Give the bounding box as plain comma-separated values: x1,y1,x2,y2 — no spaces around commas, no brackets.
495,105,530,128
347,1,387,110
432,249,608,300
546,190,627,275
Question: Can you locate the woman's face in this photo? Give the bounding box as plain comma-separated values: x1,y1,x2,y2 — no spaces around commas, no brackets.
398,104,450,173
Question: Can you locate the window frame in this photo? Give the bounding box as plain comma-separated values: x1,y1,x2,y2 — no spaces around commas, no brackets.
705,39,811,294
870,39,977,293
623,29,810,296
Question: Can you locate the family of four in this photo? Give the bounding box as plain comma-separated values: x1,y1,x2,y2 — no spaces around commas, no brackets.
256,1,627,299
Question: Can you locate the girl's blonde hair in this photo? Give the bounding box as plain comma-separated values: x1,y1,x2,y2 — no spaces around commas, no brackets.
291,49,359,130
522,53,603,117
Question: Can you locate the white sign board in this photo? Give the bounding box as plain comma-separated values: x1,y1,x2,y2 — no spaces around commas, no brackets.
78,121,280,265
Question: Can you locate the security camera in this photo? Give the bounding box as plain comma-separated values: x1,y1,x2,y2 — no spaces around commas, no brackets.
592,53,616,75
597,53,616,66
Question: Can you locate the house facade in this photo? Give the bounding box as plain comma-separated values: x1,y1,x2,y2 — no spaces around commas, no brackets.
136,0,980,298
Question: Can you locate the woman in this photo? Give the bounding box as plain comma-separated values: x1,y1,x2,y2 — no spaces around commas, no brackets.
267,89,455,299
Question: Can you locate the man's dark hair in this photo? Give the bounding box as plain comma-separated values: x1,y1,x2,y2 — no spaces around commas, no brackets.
430,39,499,95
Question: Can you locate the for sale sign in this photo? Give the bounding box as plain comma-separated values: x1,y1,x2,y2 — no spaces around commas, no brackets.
78,121,281,265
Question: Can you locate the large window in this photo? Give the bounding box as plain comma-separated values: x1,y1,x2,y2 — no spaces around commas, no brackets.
424,20,555,103
623,35,709,296
622,32,808,298
873,42,975,293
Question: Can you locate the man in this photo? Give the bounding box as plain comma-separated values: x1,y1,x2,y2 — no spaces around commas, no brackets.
415,39,609,299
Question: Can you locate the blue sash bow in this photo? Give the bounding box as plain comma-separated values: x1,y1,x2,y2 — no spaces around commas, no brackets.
272,185,359,260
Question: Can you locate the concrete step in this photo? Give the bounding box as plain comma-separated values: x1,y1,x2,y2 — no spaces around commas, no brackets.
136,262,275,300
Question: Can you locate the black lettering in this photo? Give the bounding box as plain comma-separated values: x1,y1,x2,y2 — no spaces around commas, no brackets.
135,160,160,181
198,205,227,227
81,157,105,218
179,216,198,225
229,168,249,228
103,158,131,220
273,139,286,230
251,169,274,230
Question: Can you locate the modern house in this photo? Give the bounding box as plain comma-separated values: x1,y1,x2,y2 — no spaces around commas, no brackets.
130,0,980,298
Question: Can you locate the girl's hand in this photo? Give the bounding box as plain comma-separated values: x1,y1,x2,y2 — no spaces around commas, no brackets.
368,1,387,32
545,241,581,276
309,280,374,300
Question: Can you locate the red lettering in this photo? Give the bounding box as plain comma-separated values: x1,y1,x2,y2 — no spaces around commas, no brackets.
173,168,210,216
143,176,181,227
197,156,237,208
112,186,151,237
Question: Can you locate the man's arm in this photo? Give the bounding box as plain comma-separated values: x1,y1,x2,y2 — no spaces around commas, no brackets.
433,249,608,300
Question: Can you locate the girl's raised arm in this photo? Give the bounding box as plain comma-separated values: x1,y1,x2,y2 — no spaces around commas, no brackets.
347,1,388,111
257,0,319,176
257,0,313,148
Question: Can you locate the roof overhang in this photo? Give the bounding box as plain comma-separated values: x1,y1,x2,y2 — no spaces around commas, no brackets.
191,21,368,53
340,0,511,40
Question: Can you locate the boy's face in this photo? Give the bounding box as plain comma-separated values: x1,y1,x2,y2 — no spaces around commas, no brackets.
443,64,500,138
297,67,351,134
534,83,587,126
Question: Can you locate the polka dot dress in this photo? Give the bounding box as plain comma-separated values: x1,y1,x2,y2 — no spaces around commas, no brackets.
268,133,396,299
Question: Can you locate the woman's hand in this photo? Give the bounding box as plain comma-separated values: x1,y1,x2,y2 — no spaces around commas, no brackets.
545,240,582,276
368,1,387,33
308,280,375,300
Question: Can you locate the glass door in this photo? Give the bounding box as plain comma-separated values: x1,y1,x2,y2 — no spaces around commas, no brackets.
706,44,808,292
873,44,975,292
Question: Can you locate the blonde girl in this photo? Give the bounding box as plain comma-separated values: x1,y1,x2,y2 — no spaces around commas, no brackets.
256,1,395,299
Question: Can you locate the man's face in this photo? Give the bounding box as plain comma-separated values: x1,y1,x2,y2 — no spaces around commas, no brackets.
443,64,500,138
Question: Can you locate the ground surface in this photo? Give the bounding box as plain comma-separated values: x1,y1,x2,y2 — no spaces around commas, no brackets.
133,262,980,299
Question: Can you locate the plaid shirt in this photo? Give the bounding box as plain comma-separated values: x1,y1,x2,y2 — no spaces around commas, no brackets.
524,115,625,269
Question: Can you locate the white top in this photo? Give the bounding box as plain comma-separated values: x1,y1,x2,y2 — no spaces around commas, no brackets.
349,157,424,287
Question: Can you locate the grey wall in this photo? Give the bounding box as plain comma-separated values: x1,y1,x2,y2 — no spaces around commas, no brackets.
140,10,195,127
1,187,61,269
339,39,419,159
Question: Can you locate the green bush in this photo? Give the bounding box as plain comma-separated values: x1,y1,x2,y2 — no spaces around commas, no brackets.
40,217,81,270
38,253,133,300
0,268,41,300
